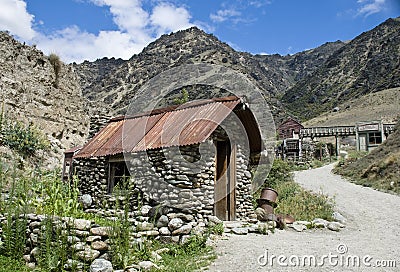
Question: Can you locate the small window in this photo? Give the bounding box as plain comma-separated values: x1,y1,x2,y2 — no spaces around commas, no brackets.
368,132,382,145
108,162,130,194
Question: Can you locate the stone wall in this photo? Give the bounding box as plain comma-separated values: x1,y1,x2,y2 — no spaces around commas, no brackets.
235,145,255,220
127,141,216,217
72,139,255,221
88,114,112,139
73,156,142,211
73,157,108,203
0,211,215,270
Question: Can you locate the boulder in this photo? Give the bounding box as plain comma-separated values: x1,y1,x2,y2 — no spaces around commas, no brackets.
140,205,152,216
89,258,113,272
168,218,184,231
91,241,109,251
156,215,169,228
79,194,93,209
136,222,154,231
327,222,342,231
207,215,223,225
292,222,307,232
77,248,101,262
72,218,92,231
90,227,112,237
139,261,157,270
172,224,192,235
312,218,328,228
231,227,248,235
159,227,171,236
332,212,346,224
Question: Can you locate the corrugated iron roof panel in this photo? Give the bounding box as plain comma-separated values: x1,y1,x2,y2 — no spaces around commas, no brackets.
96,112,166,156
74,96,242,158
132,100,239,152
75,120,123,158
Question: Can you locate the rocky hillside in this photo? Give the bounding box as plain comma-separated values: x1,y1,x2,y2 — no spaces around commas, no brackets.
75,27,345,123
74,27,293,120
0,31,89,166
73,57,124,98
255,40,345,87
304,87,400,127
76,18,399,124
283,17,400,120
334,120,400,194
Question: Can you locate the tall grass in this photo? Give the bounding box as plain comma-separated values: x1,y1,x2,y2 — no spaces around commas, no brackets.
0,163,29,260
0,155,218,272
256,159,334,221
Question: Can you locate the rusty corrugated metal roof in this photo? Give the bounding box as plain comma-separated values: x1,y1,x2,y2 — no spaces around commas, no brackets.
74,96,243,158
64,145,82,154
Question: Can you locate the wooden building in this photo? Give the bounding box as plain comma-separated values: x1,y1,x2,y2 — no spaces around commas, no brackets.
277,117,304,140
356,121,386,152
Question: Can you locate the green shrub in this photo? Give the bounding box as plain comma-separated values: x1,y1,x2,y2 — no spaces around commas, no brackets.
207,222,224,235
49,53,62,87
255,159,334,221
0,117,49,157
174,88,189,105
31,172,82,217
109,205,136,269
36,217,75,272
160,234,216,271
0,164,30,260
0,256,30,272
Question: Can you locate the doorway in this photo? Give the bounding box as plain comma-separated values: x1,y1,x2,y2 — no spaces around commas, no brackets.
214,141,236,221
359,134,367,151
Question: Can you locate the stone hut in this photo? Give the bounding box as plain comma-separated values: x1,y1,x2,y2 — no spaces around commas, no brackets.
66,96,263,221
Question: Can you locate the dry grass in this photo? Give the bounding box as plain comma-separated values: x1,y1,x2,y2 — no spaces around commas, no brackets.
334,121,400,194
304,87,400,127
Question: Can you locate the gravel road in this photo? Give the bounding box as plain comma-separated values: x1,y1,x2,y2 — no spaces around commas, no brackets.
208,163,400,272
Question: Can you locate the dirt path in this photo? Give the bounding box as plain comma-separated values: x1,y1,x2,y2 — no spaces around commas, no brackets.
208,163,400,271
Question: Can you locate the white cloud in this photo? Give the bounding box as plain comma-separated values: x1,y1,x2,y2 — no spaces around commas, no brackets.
91,0,151,44
210,9,241,23
357,0,386,17
0,0,36,40
150,3,193,35
34,26,144,63
0,0,201,63
249,0,271,8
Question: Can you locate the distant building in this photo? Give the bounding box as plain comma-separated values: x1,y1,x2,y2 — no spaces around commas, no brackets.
277,117,304,140
356,121,389,152
276,118,304,159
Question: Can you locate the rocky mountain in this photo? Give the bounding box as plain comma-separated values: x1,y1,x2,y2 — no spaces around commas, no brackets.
0,31,89,166
74,27,350,124
73,57,124,94
255,40,345,87
74,28,284,117
282,17,400,120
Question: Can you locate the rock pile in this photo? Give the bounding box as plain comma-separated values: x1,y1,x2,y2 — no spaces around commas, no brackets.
223,211,347,236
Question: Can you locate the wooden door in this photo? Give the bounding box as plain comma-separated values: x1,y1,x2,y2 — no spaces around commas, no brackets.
214,141,236,221
359,135,367,151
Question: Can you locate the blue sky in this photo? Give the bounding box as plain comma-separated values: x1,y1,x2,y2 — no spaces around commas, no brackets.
0,0,399,63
